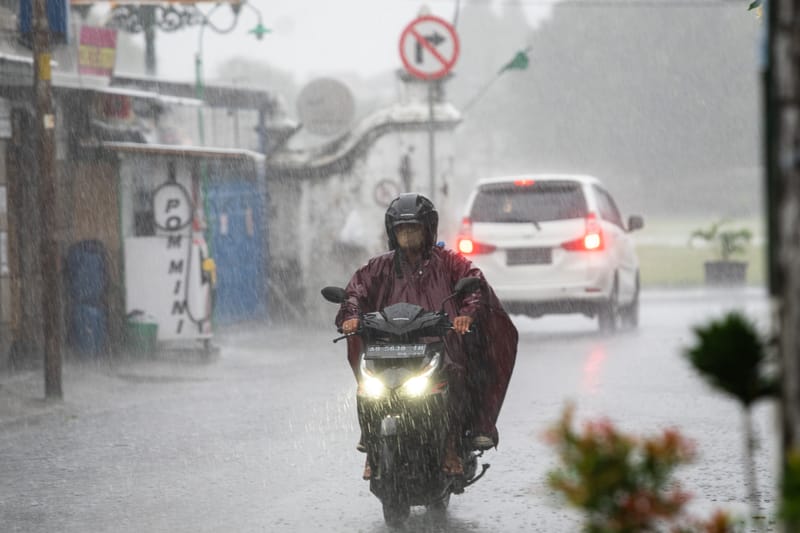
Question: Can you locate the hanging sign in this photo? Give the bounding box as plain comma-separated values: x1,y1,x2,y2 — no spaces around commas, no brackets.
398,15,459,80
78,26,117,78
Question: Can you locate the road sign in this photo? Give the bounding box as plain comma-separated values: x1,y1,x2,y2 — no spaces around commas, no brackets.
374,179,401,207
399,15,459,80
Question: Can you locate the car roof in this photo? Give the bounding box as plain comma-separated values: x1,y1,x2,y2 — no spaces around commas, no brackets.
474,174,603,187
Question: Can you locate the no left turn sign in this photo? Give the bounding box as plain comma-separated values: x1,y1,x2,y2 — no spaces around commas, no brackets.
399,15,459,80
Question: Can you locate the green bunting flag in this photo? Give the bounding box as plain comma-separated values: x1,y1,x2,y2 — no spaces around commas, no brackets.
500,49,530,74
249,23,272,40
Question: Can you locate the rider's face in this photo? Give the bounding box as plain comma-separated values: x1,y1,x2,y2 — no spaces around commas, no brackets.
395,224,425,251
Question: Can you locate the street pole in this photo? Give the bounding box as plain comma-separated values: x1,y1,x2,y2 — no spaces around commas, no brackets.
428,81,436,204
32,0,62,399
195,33,206,147
143,6,157,76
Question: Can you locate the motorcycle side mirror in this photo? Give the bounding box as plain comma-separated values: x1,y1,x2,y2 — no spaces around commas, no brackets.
440,277,482,312
321,286,347,304
453,277,481,295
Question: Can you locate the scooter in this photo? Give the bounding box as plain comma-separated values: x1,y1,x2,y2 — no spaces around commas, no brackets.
321,277,490,527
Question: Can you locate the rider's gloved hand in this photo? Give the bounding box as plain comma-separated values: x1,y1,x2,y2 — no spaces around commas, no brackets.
342,318,360,334
453,316,473,335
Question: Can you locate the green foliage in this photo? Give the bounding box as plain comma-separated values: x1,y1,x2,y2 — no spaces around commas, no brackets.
546,405,740,532
684,312,778,407
689,221,753,262
780,450,800,528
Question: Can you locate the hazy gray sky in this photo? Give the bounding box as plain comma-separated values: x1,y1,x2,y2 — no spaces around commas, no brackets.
123,0,551,83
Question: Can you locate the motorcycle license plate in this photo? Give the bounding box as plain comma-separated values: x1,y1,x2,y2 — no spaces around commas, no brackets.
365,344,427,359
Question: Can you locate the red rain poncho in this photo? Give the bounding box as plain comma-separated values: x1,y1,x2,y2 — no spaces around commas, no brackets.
335,246,518,444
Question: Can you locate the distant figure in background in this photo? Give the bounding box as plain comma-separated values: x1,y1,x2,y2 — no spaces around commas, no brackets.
398,147,415,193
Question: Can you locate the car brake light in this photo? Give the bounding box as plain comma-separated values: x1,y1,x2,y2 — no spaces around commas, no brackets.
458,215,496,254
457,237,496,255
561,213,604,251
514,178,535,187
583,233,602,250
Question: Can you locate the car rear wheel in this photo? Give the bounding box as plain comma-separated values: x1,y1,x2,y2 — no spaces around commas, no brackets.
620,274,640,329
598,279,620,333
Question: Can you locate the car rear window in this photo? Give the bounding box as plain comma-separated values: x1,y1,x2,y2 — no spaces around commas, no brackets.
470,181,588,223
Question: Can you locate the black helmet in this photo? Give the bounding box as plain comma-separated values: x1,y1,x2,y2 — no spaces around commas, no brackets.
385,193,438,251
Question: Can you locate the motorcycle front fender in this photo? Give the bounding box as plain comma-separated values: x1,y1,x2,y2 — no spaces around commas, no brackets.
380,416,399,437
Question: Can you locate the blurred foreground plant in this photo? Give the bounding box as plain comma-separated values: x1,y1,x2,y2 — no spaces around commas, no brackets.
780,450,800,530
684,312,778,528
546,404,740,532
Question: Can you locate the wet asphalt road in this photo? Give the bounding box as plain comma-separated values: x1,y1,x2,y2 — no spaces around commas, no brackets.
0,287,778,532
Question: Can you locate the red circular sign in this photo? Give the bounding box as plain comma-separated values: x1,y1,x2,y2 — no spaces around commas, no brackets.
399,15,460,80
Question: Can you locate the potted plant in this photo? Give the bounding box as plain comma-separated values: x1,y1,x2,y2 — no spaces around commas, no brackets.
689,220,752,285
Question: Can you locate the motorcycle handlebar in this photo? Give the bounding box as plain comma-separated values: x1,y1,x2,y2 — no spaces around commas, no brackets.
332,331,356,343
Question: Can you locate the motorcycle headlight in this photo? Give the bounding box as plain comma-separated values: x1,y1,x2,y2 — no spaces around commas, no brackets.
362,376,386,398
400,352,441,397
401,375,430,397
359,357,385,398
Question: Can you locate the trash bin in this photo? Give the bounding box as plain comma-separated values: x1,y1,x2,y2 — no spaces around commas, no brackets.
126,311,158,356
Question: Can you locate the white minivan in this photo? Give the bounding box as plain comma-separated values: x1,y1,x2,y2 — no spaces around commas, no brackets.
456,174,644,331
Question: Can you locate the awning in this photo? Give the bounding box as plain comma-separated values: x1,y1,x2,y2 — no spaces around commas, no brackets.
101,141,266,162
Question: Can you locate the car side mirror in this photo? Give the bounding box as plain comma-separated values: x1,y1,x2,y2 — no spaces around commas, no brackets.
628,215,644,232
321,286,347,304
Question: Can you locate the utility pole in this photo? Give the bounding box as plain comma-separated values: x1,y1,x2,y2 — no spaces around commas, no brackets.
767,0,800,529
32,0,62,399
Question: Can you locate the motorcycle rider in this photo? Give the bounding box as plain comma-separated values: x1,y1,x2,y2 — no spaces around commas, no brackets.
335,193,518,478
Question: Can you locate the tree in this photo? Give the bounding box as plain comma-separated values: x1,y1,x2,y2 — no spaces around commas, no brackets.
450,4,761,217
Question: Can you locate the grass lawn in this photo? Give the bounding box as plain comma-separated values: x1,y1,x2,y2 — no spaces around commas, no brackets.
633,216,766,287
636,243,766,287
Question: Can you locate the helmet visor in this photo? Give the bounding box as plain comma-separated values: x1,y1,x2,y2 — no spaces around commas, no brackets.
391,218,423,227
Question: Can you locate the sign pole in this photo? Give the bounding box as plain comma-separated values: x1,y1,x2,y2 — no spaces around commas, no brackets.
428,81,436,204
398,15,460,204
33,0,62,399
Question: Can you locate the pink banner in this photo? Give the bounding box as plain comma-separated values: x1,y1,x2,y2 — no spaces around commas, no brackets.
78,26,117,77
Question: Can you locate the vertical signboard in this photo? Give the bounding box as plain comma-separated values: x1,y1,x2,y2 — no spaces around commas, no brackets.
122,158,213,342
78,26,117,78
